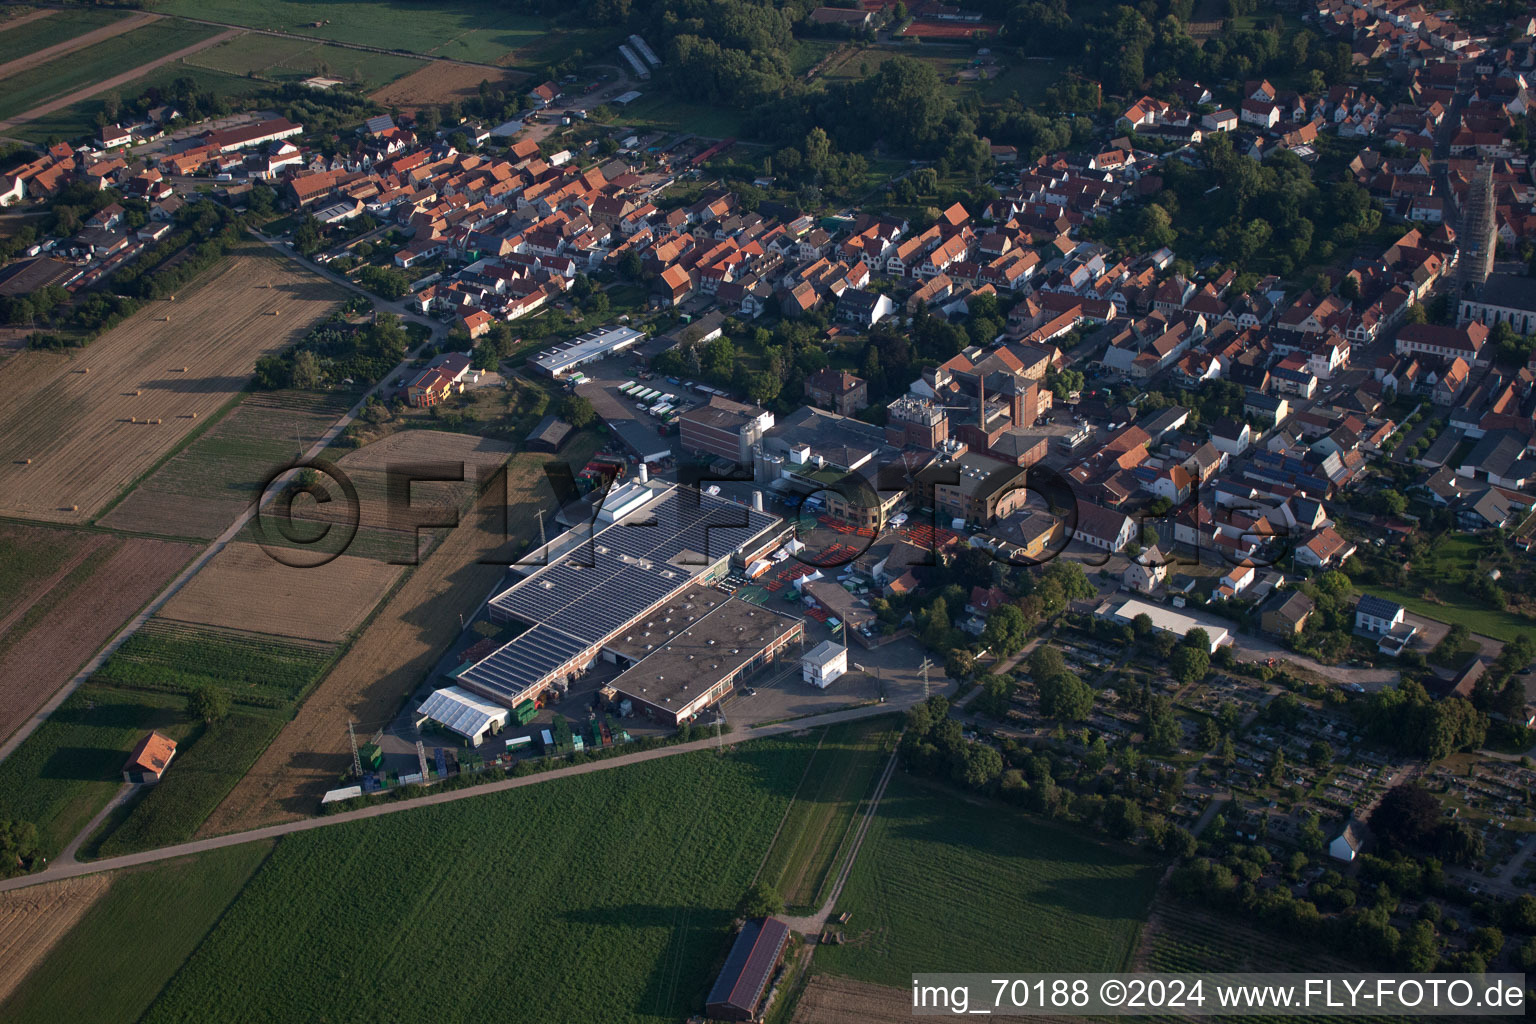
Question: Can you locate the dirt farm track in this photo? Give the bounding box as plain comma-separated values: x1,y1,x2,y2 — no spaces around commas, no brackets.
0,248,346,524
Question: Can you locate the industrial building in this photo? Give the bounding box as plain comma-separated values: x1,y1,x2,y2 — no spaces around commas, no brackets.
605,593,803,725
414,686,510,747
705,917,791,1021
447,482,790,720
530,325,646,377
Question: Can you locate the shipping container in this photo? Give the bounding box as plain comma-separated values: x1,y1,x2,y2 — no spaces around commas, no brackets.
506,735,533,749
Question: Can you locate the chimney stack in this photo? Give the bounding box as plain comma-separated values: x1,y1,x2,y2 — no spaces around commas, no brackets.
977,374,987,431
638,463,649,483
753,490,764,512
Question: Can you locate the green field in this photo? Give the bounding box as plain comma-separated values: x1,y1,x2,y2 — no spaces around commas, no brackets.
92,622,334,708
92,711,286,857
116,739,813,1024
0,844,273,1024
10,63,269,144
0,8,127,66
614,93,751,140
0,686,196,858
149,0,554,65
0,19,223,121
1364,535,1536,642
0,523,94,619
184,33,425,89
757,715,896,912
813,774,1160,986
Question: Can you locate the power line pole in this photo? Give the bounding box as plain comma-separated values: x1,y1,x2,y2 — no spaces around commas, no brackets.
348,720,362,779
920,656,931,700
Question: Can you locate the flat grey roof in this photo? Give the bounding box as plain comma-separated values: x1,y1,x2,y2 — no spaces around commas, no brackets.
609,598,801,711
531,325,645,375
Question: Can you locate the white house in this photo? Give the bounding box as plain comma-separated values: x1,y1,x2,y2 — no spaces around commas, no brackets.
801,640,848,688
1072,503,1136,552
1353,594,1404,635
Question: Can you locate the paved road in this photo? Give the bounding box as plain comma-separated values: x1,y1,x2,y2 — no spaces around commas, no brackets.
0,698,915,894
0,241,444,765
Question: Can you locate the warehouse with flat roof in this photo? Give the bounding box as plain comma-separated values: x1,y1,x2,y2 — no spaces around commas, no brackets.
606,597,803,726
1095,597,1229,652
530,325,646,377
449,483,790,711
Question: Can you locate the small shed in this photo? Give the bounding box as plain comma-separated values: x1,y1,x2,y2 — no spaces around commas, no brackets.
526,414,573,453
415,686,510,747
123,731,177,784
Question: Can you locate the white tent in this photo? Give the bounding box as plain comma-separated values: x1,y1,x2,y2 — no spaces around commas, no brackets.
415,686,509,746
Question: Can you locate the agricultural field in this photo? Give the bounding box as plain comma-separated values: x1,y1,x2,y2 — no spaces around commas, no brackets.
0,8,128,69
99,389,353,540
8,63,267,145
155,542,403,644
0,844,272,1024
138,740,813,1024
185,33,425,90
0,533,196,748
92,621,334,709
812,774,1160,987
200,442,596,834
0,522,108,622
0,686,196,858
0,248,347,524
369,60,528,112
1137,894,1378,974
790,975,917,1024
90,710,286,857
0,874,112,1006
757,715,896,912
149,0,559,65
0,18,222,122
611,93,751,141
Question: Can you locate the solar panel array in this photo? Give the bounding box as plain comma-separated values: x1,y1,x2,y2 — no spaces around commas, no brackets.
461,487,780,705
454,622,592,704
489,486,778,643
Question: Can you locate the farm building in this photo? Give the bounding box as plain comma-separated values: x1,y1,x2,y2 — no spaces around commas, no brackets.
450,482,791,713
122,731,177,784
705,916,791,1021
801,640,848,688
415,686,510,746
530,325,646,377
525,414,572,453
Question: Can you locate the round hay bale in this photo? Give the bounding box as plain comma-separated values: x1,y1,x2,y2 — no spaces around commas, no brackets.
71,504,79,512
23,458,31,465
129,417,137,424
153,418,162,425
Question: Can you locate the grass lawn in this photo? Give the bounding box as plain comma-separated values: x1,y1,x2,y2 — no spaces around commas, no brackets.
0,19,223,121
0,844,272,1024
185,34,425,89
616,93,751,140
0,686,198,858
1364,535,1536,642
149,0,553,64
134,738,816,1024
10,63,266,145
813,773,1160,986
757,715,897,912
0,8,127,66
790,38,839,76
